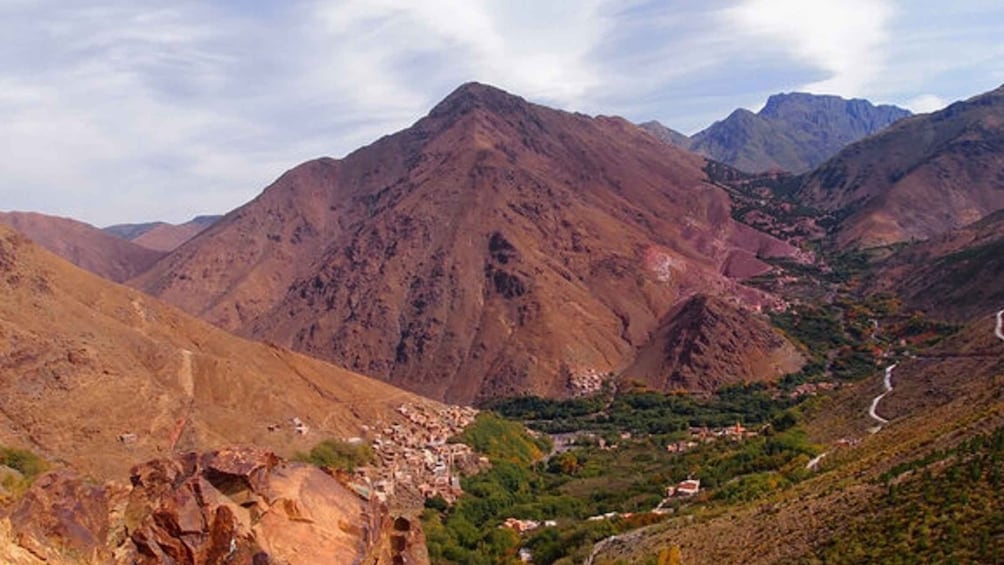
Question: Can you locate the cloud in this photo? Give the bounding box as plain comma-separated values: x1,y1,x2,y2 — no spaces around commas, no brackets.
722,0,894,95
0,1,1001,225
905,94,947,113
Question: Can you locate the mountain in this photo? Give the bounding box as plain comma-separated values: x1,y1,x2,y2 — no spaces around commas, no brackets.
622,295,804,391
869,209,1004,322
103,220,165,240
0,223,433,480
687,93,911,174
105,215,221,252
131,82,800,404
0,211,164,282
638,120,691,148
796,84,1004,248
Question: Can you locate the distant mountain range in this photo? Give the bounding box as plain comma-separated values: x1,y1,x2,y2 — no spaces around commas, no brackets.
641,92,911,174
796,84,1004,248
104,215,221,252
0,211,164,282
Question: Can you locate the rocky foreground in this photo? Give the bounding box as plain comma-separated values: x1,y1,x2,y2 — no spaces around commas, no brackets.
0,448,427,565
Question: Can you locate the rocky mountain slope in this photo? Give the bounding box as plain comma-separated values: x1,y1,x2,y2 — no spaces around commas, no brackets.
622,295,803,391
131,82,800,403
797,84,1004,248
686,93,910,174
0,211,164,282
106,215,221,252
869,209,1004,322
0,224,432,480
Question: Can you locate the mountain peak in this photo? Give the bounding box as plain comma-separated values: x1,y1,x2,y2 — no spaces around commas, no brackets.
689,92,912,173
429,81,531,119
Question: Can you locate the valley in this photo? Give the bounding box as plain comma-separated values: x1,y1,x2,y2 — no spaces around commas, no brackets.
1,76,1002,565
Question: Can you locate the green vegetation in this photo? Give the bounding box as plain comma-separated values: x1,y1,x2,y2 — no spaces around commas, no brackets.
424,414,554,564
452,412,550,465
491,383,798,435
426,388,818,565
0,445,47,500
293,439,374,472
816,426,1004,564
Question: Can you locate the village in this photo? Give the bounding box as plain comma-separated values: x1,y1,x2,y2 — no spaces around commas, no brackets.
347,403,483,506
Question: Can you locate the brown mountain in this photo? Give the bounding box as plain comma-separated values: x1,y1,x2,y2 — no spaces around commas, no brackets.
869,209,1004,322
106,215,222,252
798,84,1004,248
131,82,799,403
0,211,164,282
0,223,432,481
622,295,804,391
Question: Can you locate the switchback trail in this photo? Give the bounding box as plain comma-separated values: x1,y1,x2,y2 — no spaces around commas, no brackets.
868,363,897,427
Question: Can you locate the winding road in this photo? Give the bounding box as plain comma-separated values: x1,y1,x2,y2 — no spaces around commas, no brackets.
589,310,1004,562
867,363,897,426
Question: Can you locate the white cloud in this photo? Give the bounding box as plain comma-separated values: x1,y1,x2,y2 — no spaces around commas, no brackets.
0,1,1002,225
905,94,947,113
722,0,894,95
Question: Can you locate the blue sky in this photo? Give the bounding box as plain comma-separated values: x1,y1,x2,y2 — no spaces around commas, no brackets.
2,0,1002,226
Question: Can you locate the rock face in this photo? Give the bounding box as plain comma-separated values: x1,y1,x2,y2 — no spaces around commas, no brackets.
687,93,910,174
0,448,421,565
106,216,222,253
622,295,803,391
0,224,432,480
797,84,1004,248
0,211,165,282
131,82,798,403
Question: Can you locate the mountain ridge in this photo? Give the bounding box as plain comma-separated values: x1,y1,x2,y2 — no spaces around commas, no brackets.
131,81,800,403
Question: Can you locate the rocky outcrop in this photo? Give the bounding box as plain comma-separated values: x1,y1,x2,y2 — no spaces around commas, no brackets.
0,448,425,565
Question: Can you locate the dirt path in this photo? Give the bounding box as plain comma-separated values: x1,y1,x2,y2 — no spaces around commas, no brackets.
805,451,829,470
179,349,194,397
867,363,897,427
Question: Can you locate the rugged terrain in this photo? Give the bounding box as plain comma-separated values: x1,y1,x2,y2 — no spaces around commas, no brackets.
0,211,164,282
622,295,803,391
0,448,428,565
870,209,1004,322
0,224,432,479
797,84,1004,248
671,93,910,174
106,216,221,252
131,82,800,403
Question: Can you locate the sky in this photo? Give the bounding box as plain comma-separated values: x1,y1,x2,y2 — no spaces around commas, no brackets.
1,1,1002,226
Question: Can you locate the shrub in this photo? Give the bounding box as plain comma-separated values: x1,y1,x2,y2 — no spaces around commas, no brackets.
294,439,374,471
